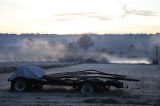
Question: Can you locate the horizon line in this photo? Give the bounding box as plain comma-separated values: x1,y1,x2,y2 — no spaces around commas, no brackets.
0,32,160,35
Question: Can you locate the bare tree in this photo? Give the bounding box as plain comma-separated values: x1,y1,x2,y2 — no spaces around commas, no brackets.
78,35,94,50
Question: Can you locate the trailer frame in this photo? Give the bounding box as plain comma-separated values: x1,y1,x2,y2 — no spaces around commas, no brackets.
9,68,139,95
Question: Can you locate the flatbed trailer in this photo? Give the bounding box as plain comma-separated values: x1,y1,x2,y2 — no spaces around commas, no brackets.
8,66,139,95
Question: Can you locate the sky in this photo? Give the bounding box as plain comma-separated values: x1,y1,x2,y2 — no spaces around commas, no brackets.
0,0,160,34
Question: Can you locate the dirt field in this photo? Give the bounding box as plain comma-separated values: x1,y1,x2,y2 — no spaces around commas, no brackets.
0,63,160,106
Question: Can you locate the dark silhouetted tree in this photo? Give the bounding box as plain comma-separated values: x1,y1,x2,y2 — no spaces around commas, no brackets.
128,44,136,52
67,43,76,52
78,35,94,50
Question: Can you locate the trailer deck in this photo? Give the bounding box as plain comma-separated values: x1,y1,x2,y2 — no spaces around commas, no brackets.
44,69,139,82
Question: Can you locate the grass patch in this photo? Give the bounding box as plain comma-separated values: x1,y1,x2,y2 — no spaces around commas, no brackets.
82,98,119,104
104,89,130,97
83,99,96,103
36,97,41,99
122,95,141,99
35,104,48,106
100,99,119,104
126,100,148,105
65,95,72,98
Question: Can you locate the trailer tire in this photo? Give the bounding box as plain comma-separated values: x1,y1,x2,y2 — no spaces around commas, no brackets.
11,78,29,92
80,82,94,96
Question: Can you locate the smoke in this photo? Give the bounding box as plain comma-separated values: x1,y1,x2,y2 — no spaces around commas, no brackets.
0,34,159,64
149,35,160,46
20,38,67,61
148,35,160,60
97,53,150,64
0,38,67,62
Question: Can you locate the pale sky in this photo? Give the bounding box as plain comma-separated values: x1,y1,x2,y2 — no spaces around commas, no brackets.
0,0,160,34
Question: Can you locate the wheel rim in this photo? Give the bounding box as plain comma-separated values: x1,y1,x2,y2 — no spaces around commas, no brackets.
15,79,26,92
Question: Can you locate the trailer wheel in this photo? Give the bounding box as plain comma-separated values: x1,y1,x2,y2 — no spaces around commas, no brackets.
80,83,94,96
12,78,28,92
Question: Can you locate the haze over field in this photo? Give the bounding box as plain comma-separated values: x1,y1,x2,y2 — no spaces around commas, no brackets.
0,34,160,64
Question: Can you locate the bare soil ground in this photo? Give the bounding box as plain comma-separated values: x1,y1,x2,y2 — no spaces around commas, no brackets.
0,63,160,106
